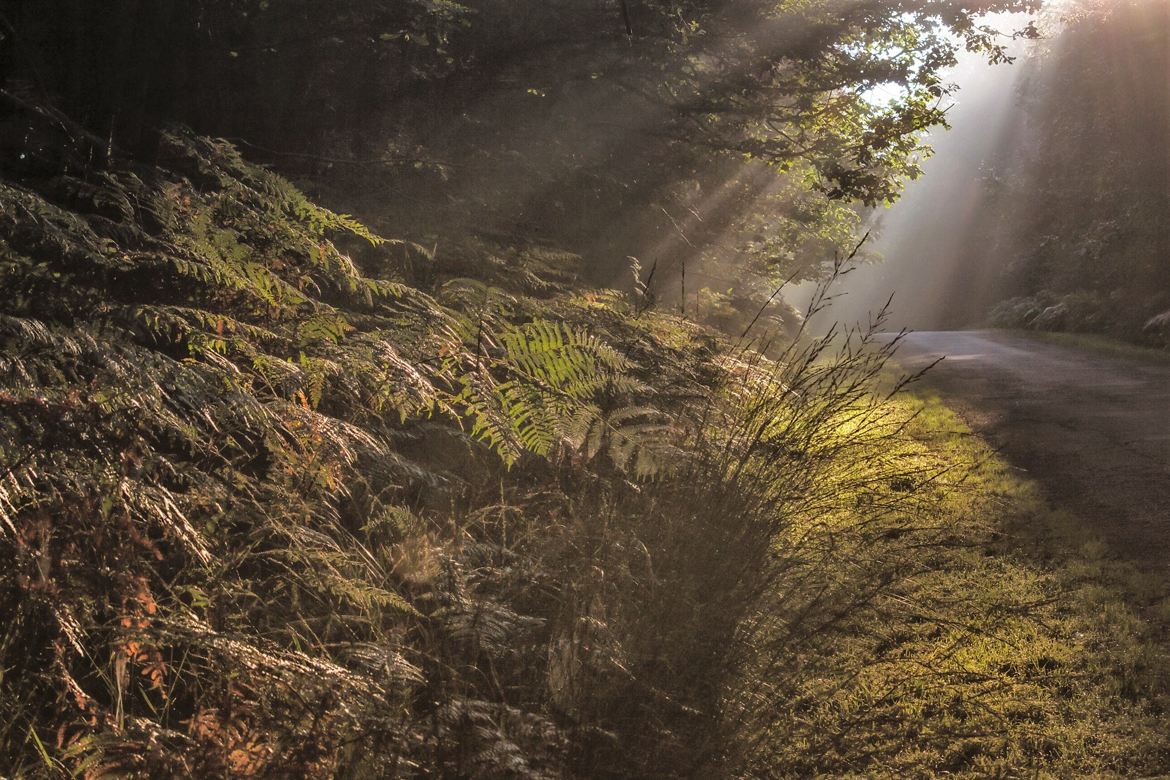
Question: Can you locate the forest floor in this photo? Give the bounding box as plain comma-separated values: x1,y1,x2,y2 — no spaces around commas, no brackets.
892,329,1170,573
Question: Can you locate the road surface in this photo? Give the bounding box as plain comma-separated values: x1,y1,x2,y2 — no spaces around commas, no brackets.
892,330,1170,570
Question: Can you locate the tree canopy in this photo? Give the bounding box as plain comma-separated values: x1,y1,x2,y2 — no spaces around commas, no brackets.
3,0,1039,302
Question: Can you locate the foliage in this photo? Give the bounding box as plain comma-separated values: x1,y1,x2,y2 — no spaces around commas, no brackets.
3,97,1170,779
0,102,652,776
4,0,1038,310
958,0,1170,344
0,0,469,152
2,0,1167,777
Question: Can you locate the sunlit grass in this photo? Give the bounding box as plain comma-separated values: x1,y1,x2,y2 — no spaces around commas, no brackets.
735,390,1170,777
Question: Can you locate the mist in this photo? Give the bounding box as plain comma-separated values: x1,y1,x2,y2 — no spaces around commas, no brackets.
800,23,1036,332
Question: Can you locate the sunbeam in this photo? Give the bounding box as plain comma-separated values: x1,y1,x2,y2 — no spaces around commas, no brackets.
794,11,1037,331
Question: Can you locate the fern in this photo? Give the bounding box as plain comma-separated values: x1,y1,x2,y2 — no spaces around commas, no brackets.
449,318,633,463
589,405,685,479
0,107,703,777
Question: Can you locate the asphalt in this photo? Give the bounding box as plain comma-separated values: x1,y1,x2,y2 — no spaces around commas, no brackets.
891,330,1170,571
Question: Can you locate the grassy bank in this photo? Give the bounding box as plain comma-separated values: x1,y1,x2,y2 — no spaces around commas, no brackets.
734,390,1170,777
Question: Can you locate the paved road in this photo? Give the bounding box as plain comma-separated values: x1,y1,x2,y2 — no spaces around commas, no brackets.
892,330,1170,570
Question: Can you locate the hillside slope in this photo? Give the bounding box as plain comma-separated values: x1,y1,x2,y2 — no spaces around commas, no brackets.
3,97,1170,777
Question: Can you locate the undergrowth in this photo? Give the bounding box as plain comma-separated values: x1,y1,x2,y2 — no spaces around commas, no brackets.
2,94,1169,778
